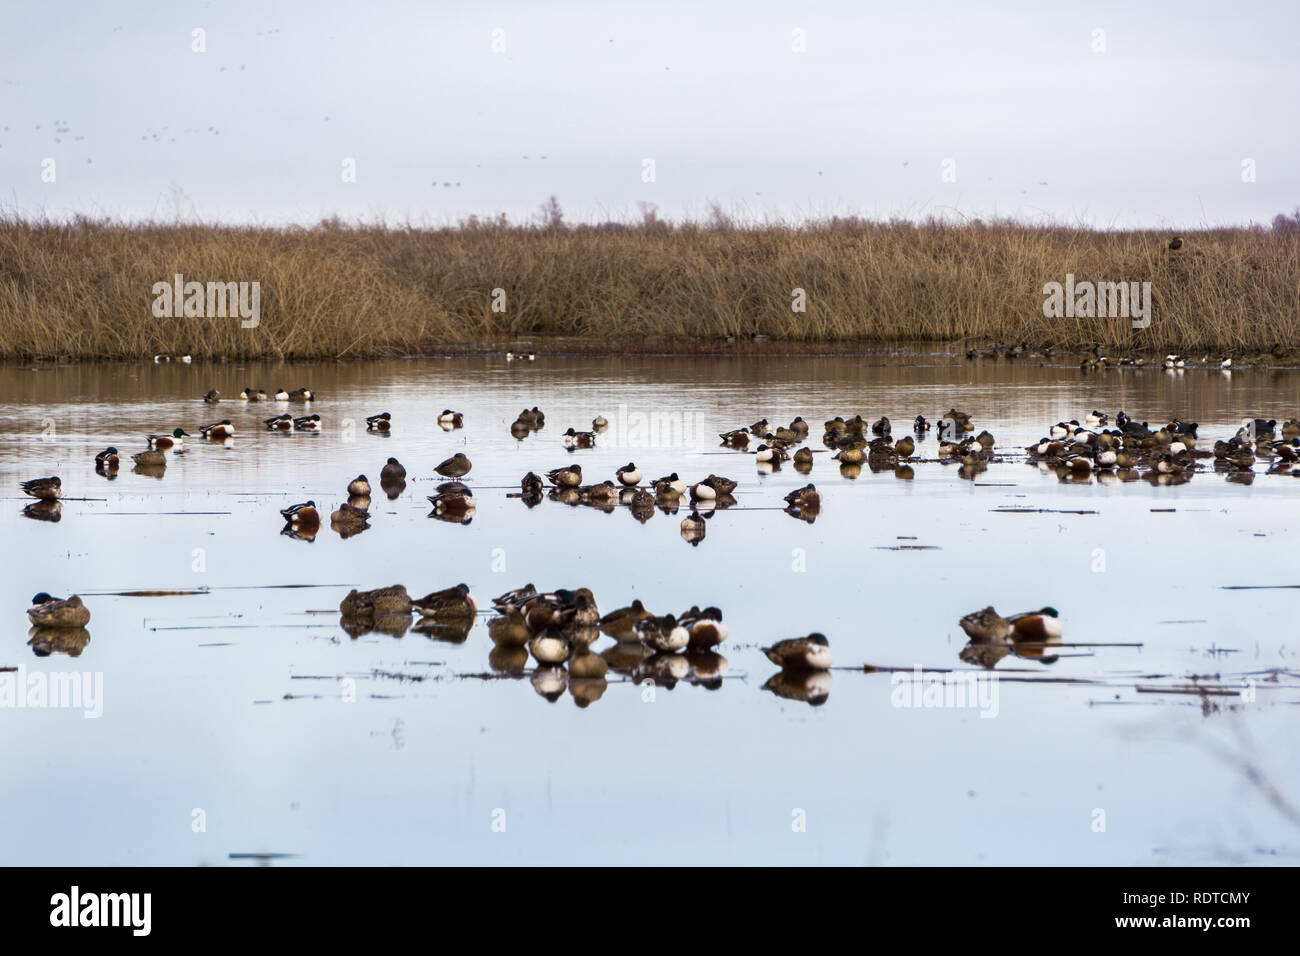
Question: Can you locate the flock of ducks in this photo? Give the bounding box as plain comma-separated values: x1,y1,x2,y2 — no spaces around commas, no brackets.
330,580,834,704
18,381,1297,531
1026,411,1300,485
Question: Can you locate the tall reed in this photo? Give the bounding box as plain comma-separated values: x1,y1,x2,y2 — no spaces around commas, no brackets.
0,214,1295,359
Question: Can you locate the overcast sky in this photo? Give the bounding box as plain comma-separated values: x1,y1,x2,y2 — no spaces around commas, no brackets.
2,0,1297,228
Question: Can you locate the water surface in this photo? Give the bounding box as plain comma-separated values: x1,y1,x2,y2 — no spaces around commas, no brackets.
2,355,1298,865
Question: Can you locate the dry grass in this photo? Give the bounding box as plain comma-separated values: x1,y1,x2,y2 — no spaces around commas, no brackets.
1,214,1297,360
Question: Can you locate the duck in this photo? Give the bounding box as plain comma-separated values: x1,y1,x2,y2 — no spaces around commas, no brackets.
203,389,220,403
292,414,321,432
434,453,472,478
411,583,477,620
754,443,786,463
510,419,532,439
264,414,292,431
280,500,321,528
27,593,91,628
427,488,476,517
958,606,1010,643
240,387,268,402
437,409,464,427
914,415,930,433
528,632,571,665
563,427,596,448
488,607,531,646
1006,607,1062,641
520,472,544,496
274,387,290,401
94,447,120,469
720,428,752,448
599,599,652,638
517,407,545,428
592,415,609,431
688,478,718,501
793,447,814,466
679,606,727,648
147,427,190,451
289,387,314,402
20,477,62,500
706,474,738,496
872,416,892,437
555,589,600,629
762,633,832,670
380,458,406,481
616,462,643,486
833,447,865,464
635,614,689,653
366,412,392,431
783,483,821,510
131,449,167,467
546,465,582,487
493,583,537,612
579,481,619,505
200,419,235,440
894,436,915,458
650,472,687,496
789,416,809,439
348,474,371,497
329,501,370,526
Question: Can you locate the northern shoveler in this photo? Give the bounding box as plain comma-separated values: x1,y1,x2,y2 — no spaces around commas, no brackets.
280,500,321,527
762,633,832,670
147,428,190,451
201,420,235,440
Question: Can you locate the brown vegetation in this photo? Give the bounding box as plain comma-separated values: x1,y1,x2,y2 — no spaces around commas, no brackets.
1,214,1296,360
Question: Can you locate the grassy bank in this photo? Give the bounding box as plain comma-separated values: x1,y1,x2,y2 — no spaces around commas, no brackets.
1,215,1297,360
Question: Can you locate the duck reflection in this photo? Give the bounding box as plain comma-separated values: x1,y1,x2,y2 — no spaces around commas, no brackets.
22,500,62,522
530,665,567,702
28,626,91,658
488,644,529,674
762,670,831,705
413,618,473,643
685,651,728,689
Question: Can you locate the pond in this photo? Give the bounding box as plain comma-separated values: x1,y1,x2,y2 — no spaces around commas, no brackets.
2,353,1298,865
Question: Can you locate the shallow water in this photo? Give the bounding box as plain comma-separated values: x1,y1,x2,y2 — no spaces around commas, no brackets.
2,354,1298,866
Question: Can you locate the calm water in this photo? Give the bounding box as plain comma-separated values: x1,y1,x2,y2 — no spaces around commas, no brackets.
2,354,1298,865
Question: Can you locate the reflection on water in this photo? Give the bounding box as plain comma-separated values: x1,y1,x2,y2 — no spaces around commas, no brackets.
1,355,1298,865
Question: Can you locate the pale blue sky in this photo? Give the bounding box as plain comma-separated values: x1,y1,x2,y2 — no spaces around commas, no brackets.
1,0,1296,227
